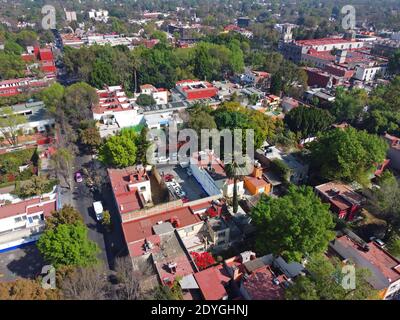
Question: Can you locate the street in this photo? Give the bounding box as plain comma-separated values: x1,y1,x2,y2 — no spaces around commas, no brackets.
58,151,127,270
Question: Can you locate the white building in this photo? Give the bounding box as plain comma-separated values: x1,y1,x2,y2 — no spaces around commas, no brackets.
139,84,169,105
0,190,57,252
0,101,55,138
88,9,109,22
190,150,244,198
93,85,143,137
353,64,387,82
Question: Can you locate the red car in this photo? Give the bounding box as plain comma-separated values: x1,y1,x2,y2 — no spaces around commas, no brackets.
164,174,174,182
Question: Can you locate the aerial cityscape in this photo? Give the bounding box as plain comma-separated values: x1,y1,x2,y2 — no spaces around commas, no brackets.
1,0,400,304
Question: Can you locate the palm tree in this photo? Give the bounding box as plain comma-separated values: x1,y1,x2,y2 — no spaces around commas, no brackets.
224,155,252,213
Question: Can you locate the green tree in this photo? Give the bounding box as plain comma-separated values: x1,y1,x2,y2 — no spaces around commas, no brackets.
45,205,84,230
286,254,378,300
387,236,400,258
309,128,388,184
188,107,217,134
14,175,55,199
64,82,99,128
0,51,26,79
135,126,151,165
285,106,335,139
79,126,102,151
366,171,400,242
51,147,75,189
98,132,137,168
136,94,156,106
224,157,250,213
331,87,368,123
0,106,27,146
388,49,400,75
252,185,335,262
40,83,65,114
37,221,99,268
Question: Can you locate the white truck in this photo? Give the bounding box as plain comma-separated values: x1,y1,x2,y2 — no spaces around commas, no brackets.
93,201,104,221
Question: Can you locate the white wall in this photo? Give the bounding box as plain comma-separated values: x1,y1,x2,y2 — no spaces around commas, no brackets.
190,164,222,196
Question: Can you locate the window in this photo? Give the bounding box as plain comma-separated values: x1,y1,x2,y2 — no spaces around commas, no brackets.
140,186,146,192
14,217,23,223
218,231,226,238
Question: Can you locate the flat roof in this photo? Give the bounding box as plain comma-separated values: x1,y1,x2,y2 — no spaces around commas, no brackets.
315,181,363,211
0,197,56,220
123,205,202,247
242,266,285,300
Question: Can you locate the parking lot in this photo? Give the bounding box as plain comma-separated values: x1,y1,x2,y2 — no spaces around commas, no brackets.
0,244,44,282
156,164,208,201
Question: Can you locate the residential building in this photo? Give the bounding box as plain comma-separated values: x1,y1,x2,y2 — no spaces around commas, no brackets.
372,40,400,58
192,265,230,300
263,94,281,110
384,133,400,170
281,97,300,113
257,146,309,185
329,234,400,300
315,181,364,220
353,63,387,82
190,150,244,198
92,85,143,137
243,163,271,196
88,9,109,23
0,191,57,252
0,77,54,97
21,47,57,76
108,165,152,218
139,84,169,105
224,251,289,300
167,23,202,40
175,80,218,101
240,69,270,89
0,101,55,138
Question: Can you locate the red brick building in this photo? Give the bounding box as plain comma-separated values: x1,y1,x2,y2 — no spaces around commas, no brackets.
175,80,218,100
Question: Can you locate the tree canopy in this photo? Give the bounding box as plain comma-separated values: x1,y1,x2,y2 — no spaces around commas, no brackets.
98,129,138,168
252,185,335,262
285,106,335,139
285,254,378,300
309,128,388,185
37,221,99,268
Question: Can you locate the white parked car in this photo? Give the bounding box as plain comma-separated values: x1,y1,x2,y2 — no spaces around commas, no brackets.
93,201,104,221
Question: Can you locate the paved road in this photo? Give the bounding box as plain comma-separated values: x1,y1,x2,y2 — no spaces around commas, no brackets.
58,152,127,270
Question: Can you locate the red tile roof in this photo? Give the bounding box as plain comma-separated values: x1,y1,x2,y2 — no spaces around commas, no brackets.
335,235,400,284
0,197,57,220
297,38,360,46
315,181,363,211
194,265,230,300
123,206,202,247
242,266,285,300
108,166,149,214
